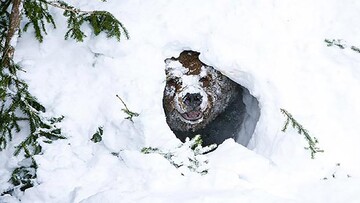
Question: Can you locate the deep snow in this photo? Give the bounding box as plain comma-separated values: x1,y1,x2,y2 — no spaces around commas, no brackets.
1,0,360,202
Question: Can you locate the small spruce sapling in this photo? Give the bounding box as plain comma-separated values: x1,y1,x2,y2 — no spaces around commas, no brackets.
280,108,324,159
116,95,139,122
142,135,217,175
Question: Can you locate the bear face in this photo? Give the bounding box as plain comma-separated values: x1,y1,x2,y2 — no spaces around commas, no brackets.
163,50,247,146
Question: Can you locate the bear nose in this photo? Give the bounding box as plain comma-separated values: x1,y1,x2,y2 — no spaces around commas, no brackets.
183,93,202,108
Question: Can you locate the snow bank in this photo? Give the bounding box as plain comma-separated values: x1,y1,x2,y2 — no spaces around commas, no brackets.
1,0,360,202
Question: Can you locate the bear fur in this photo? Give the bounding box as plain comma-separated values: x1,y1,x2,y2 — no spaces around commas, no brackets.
163,50,247,146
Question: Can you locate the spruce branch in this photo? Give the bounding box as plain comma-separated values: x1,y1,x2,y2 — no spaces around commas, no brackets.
1,0,129,195
324,38,346,49
325,38,360,55
350,46,360,53
142,135,217,175
8,157,38,192
17,0,130,42
1,1,65,190
280,108,324,159
116,94,139,122
22,0,56,42
46,0,129,42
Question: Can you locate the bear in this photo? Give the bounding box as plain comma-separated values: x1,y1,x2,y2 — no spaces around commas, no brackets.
163,50,248,147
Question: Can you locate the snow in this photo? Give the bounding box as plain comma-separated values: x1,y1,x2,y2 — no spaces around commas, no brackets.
237,88,260,145
2,0,360,202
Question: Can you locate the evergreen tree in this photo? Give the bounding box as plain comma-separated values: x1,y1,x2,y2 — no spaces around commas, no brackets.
0,0,129,196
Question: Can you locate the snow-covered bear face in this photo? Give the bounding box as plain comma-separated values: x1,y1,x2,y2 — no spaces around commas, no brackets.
163,50,239,132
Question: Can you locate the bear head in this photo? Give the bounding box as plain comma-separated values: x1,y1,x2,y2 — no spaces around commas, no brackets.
163,50,240,135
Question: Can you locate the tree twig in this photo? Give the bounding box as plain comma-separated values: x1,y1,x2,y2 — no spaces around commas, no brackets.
116,94,139,122
280,108,324,159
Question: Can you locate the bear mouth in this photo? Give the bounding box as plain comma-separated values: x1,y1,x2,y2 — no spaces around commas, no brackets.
181,110,203,121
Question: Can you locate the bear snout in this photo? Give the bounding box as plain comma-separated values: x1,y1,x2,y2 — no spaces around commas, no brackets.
183,93,202,109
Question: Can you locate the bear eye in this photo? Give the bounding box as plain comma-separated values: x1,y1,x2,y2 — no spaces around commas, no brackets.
167,77,181,85
199,76,210,83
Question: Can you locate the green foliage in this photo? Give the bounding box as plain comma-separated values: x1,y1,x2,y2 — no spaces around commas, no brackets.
324,38,346,49
63,8,130,42
280,108,324,159
142,135,217,175
350,46,360,53
23,0,56,42
325,38,360,54
141,146,160,154
88,11,129,41
0,61,65,194
2,0,129,43
9,158,38,192
0,48,64,194
0,63,65,152
1,0,129,195
91,126,103,143
18,0,130,42
116,95,139,122
60,1,87,41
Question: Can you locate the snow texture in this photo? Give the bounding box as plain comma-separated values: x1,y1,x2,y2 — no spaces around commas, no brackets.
2,0,360,202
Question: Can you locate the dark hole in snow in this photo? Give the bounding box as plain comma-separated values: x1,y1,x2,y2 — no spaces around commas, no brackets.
163,50,260,147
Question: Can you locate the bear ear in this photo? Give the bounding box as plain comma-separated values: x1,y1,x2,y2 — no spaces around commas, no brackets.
164,57,175,65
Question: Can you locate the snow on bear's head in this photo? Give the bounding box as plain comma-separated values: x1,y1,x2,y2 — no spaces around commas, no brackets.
163,50,238,133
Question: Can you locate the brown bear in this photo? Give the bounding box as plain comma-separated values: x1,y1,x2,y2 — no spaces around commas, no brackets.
163,50,248,147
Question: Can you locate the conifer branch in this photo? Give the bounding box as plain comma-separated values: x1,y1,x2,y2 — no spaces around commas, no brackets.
1,0,64,195
1,0,129,195
324,38,346,49
116,94,139,122
142,135,217,175
325,38,360,55
43,0,129,42
280,108,324,159
22,0,56,42
351,46,360,53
